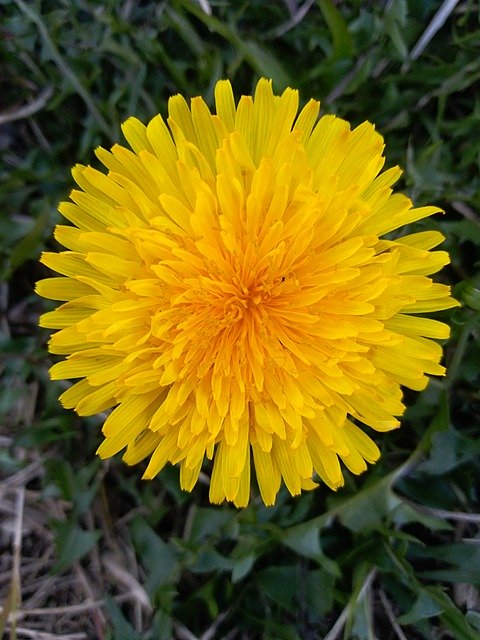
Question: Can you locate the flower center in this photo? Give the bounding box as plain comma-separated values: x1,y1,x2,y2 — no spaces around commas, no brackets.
220,269,287,328
224,296,247,322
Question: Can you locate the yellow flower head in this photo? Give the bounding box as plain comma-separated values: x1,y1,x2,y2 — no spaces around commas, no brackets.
37,78,458,507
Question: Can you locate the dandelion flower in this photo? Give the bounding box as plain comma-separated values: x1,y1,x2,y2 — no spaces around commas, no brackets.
37,79,459,507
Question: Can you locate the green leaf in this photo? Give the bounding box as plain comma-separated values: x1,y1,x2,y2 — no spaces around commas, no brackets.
191,577,221,619
397,589,444,625
416,389,450,453
414,541,480,586
257,566,297,609
190,547,233,574
418,429,461,475
188,507,234,543
305,569,336,619
175,0,292,88
344,562,375,640
240,40,292,90
384,0,408,60
45,459,75,502
281,521,321,558
231,553,256,583
44,459,99,514
8,209,51,275
339,482,402,533
52,521,101,573
281,523,340,576
445,219,480,246
130,517,178,593
466,611,480,632
454,281,480,311
165,5,206,58
317,0,355,60
433,589,480,640
150,609,174,640
391,501,452,531
104,594,143,640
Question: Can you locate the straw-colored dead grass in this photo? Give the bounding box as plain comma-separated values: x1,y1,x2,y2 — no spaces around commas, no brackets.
0,436,152,640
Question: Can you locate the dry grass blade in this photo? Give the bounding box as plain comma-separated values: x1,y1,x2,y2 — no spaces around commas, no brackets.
196,0,212,15
8,630,87,639
174,621,200,640
268,0,316,38
405,0,461,67
1,461,44,495
74,565,106,639
451,201,480,226
323,568,378,640
0,488,25,640
325,54,368,104
379,588,409,640
0,86,53,125
0,452,100,638
102,552,151,612
199,611,229,640
12,0,113,138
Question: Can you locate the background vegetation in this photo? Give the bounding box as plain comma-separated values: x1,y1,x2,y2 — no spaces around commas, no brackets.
1,0,480,638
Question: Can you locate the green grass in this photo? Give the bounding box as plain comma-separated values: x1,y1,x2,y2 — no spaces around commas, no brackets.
1,1,480,638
